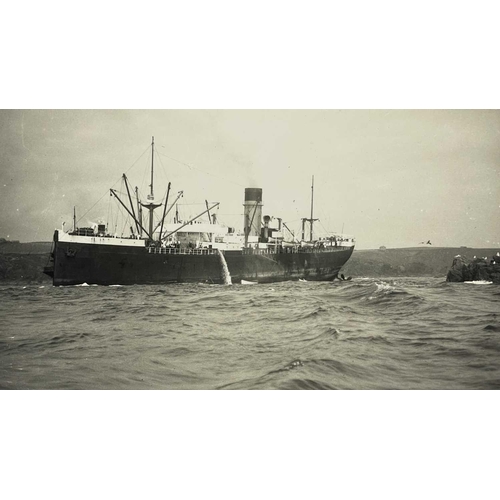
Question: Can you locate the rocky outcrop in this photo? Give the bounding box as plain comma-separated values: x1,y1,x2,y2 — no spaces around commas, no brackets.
342,247,500,278
446,254,500,283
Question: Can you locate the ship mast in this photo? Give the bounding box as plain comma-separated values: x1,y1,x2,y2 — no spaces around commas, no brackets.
123,174,140,235
150,136,155,199
149,136,155,238
310,175,314,241
301,175,318,242
135,186,142,237
140,136,161,242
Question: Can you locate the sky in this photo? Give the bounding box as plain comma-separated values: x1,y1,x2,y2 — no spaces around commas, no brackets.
0,109,499,249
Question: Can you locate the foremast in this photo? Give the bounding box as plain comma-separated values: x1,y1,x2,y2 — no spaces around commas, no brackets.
110,137,221,246
141,136,162,241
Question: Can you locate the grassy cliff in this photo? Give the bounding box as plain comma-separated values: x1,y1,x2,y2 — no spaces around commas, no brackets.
0,242,52,283
342,247,499,278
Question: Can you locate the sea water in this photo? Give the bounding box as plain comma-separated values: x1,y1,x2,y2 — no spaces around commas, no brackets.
1,277,499,389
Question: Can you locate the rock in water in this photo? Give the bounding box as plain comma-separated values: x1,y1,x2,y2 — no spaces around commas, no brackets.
446,255,471,282
446,254,500,283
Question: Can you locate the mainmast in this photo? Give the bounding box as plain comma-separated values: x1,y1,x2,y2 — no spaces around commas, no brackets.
150,136,154,199
310,175,314,241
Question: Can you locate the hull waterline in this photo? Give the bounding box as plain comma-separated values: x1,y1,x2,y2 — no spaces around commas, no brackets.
45,239,354,285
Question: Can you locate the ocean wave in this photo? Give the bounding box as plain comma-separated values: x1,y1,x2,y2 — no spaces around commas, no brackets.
13,331,91,352
343,334,393,346
376,281,397,292
269,359,304,374
278,378,337,390
360,282,424,309
300,306,330,320
473,338,500,353
91,315,117,322
3,276,500,389
483,324,500,332
327,280,421,305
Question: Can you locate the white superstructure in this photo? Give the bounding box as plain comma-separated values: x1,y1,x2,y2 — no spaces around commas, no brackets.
57,230,146,247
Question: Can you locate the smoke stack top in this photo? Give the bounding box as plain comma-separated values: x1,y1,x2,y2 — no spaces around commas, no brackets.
244,188,262,203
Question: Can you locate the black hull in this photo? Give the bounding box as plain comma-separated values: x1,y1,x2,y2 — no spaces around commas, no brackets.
45,241,354,286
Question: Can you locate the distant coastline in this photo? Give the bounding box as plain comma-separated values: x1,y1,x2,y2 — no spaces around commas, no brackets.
343,246,500,279
0,241,52,254
1,242,498,284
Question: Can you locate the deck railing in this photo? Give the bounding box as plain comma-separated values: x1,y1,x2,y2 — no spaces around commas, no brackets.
147,247,219,255
148,244,354,256
242,245,353,255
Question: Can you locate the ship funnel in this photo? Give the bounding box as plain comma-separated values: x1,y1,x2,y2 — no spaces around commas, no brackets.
243,188,263,243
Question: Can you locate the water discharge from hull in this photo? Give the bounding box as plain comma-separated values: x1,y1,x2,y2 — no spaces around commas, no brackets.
217,249,232,285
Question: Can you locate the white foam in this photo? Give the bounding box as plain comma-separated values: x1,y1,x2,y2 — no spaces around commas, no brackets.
376,282,395,292
464,280,493,285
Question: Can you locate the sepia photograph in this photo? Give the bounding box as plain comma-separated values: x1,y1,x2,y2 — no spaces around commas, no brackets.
1,109,499,390
2,1,499,499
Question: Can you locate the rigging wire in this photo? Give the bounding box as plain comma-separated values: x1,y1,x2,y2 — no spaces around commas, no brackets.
121,213,131,237
74,142,253,235
110,146,243,230
75,144,151,226
139,149,151,198
318,219,331,235
113,200,119,235
154,147,169,184
156,150,246,188
106,191,112,233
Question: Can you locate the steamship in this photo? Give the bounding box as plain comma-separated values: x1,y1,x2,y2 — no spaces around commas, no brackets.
43,138,354,285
